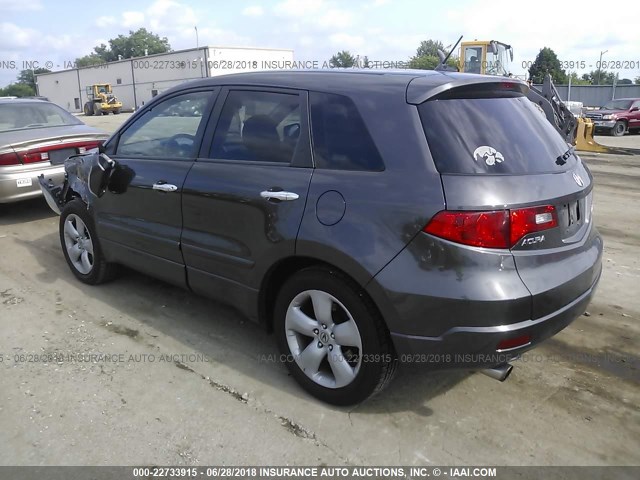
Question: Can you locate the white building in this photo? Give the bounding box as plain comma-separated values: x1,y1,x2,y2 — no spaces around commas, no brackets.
36,46,294,113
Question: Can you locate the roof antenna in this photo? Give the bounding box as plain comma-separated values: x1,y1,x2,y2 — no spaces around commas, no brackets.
435,35,462,71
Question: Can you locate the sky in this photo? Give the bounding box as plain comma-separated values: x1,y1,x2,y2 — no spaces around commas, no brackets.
1,0,639,86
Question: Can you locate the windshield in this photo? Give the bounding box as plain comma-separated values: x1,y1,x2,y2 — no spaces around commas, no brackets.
601,100,633,110
418,95,575,175
0,102,82,132
485,43,511,76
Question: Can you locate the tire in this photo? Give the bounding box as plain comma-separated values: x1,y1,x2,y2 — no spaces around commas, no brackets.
59,199,118,285
274,267,397,405
611,121,626,137
84,104,93,116
113,109,121,115
93,103,102,116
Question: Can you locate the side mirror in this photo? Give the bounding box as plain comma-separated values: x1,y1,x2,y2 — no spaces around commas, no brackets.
509,48,514,62
630,106,639,112
489,41,498,55
88,153,116,198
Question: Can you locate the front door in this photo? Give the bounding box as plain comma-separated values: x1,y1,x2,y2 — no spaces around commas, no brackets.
96,89,217,287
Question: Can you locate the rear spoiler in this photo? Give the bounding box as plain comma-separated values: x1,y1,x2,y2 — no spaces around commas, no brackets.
406,74,529,105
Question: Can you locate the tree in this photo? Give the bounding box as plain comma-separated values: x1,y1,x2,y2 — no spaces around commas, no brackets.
618,78,633,85
581,69,616,85
408,39,458,71
0,83,35,97
415,40,445,58
329,50,357,68
636,77,640,85
528,47,567,84
75,28,171,66
75,53,107,68
17,68,51,92
567,72,590,85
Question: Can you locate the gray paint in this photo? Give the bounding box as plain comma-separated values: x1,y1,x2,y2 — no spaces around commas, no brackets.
40,70,603,370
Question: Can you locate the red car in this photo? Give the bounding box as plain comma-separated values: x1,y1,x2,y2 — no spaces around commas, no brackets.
585,98,640,136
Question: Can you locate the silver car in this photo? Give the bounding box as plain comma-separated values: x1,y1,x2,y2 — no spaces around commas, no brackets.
0,99,108,204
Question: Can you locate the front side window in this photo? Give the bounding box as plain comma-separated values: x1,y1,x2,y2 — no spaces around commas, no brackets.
117,91,212,159
210,90,301,163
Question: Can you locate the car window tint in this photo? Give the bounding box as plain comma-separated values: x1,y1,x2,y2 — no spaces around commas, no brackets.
309,92,384,171
117,92,211,159
418,95,574,175
210,90,301,163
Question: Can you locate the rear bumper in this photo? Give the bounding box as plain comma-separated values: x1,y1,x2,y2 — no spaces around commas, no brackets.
390,268,601,368
0,162,65,203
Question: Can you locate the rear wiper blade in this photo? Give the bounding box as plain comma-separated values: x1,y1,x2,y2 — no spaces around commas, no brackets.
556,146,575,166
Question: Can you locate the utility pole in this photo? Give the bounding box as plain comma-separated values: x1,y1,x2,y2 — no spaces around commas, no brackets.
195,26,199,49
597,49,608,85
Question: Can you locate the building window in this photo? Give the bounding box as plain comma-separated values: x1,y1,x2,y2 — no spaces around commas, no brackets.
116,78,122,85
74,98,80,110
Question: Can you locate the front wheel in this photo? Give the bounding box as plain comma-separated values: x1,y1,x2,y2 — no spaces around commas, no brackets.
612,121,626,137
60,199,118,285
274,267,397,405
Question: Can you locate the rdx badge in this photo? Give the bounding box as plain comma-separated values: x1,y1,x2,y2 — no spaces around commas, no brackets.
522,235,546,246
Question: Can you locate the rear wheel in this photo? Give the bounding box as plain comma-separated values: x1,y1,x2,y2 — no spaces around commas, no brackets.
274,267,397,405
93,103,102,116
60,199,118,285
612,121,626,137
84,103,93,116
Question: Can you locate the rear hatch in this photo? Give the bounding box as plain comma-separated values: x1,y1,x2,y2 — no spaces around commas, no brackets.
415,80,603,320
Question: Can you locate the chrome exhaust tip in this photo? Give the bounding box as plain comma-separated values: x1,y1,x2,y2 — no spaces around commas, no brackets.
480,363,513,382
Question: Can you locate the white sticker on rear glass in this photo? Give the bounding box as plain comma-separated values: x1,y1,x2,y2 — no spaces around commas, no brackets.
16,178,33,188
473,146,504,166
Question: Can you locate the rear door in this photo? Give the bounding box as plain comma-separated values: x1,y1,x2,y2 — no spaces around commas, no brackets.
181,87,313,315
417,85,603,320
96,89,217,287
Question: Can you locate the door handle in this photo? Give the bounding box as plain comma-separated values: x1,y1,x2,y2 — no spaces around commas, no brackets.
152,182,178,192
260,190,299,201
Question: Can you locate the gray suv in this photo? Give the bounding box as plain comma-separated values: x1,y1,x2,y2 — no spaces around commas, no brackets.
40,70,603,405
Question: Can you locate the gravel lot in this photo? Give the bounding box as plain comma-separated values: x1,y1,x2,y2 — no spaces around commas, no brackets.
0,114,638,467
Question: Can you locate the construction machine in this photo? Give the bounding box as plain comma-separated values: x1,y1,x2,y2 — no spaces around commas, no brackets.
84,84,122,116
446,38,615,153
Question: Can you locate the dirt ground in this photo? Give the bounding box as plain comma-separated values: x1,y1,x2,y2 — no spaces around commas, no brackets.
0,115,638,466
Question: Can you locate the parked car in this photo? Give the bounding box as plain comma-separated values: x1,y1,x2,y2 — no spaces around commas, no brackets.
584,98,640,136
39,71,602,405
0,99,109,204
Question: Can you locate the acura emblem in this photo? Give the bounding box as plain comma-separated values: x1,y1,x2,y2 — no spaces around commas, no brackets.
572,172,584,187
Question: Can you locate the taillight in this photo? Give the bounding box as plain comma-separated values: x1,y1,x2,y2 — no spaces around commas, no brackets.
424,205,558,249
424,210,510,248
509,205,557,246
17,140,103,164
0,151,21,166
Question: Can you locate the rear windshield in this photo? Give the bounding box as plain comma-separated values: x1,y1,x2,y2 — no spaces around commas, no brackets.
0,102,82,133
418,95,575,175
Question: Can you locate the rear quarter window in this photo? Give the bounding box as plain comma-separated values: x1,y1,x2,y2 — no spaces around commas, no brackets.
418,95,575,175
310,92,384,171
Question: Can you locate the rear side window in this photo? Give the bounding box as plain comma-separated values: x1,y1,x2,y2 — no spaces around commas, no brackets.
418,95,574,175
310,92,384,171
210,90,301,164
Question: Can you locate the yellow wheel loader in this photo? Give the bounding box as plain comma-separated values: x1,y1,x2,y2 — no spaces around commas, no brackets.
83,84,123,116
441,38,617,153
